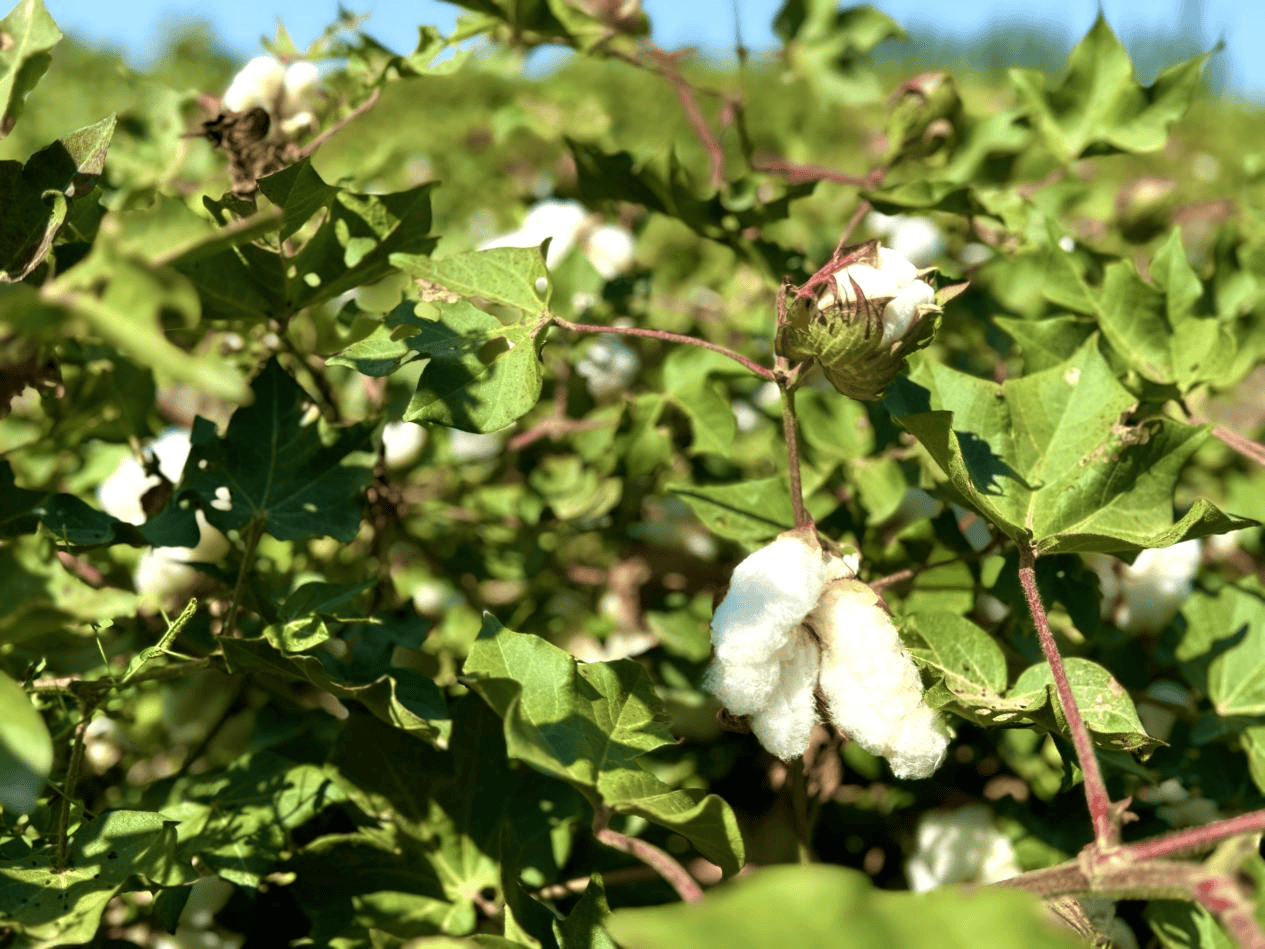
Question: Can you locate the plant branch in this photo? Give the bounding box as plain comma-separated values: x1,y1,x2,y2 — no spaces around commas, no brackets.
1122,810,1265,862
779,382,811,530
297,87,382,160
750,157,882,188
551,316,774,380
649,47,725,189
224,516,266,639
592,806,703,903
1017,544,1115,846
1212,425,1265,469
54,695,101,870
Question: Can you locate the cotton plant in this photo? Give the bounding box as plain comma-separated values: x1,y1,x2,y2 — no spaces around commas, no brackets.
478,199,635,278
97,429,230,601
576,335,640,400
865,211,946,268
382,421,426,470
221,55,322,137
1087,540,1202,634
704,529,949,777
904,804,1021,892
777,241,947,401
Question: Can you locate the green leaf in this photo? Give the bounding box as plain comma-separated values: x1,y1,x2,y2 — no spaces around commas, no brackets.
994,315,1094,374
0,810,183,947
1009,15,1207,161
661,347,738,458
1145,901,1235,949
263,579,374,653
180,358,374,542
607,864,1082,949
401,301,544,433
1007,657,1159,755
0,115,114,281
393,247,550,316
253,160,437,315
885,338,1253,554
670,478,794,544
554,875,616,949
0,0,62,137
463,617,745,875
140,755,342,887
905,612,1008,721
0,668,51,813
1041,230,1236,392
222,636,451,748
773,1,904,105
1177,580,1265,718
0,459,137,547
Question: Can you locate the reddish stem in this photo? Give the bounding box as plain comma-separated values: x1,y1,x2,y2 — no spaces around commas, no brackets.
592,807,703,903
1211,425,1265,469
1123,809,1265,862
1017,545,1115,846
751,157,882,188
551,317,774,380
297,87,382,160
650,47,726,189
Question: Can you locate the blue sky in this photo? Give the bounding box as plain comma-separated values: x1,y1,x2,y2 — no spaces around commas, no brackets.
41,0,1265,100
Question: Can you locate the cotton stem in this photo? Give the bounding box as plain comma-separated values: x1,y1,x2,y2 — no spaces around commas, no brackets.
1017,545,1115,846
592,807,704,904
551,316,775,381
779,382,811,530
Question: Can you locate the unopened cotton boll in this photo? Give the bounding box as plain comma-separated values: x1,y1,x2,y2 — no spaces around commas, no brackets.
814,579,948,779
583,223,635,279
577,335,640,400
905,804,1019,892
1114,540,1201,634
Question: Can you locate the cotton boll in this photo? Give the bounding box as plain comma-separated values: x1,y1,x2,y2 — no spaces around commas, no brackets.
814,579,949,779
583,223,635,279
97,429,192,524
958,242,994,269
905,804,1014,891
382,421,426,470
577,335,640,400
880,280,937,344
748,627,822,760
886,216,946,268
283,61,321,111
222,56,285,113
820,246,937,345
447,429,504,463
1114,540,1201,633
731,400,762,434
709,531,826,667
479,200,590,268
753,381,782,413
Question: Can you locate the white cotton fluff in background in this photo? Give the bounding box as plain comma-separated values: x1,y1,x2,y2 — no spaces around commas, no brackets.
866,211,946,268
446,429,504,463
478,199,590,269
222,56,322,136
382,421,426,470
819,245,937,345
814,580,949,779
583,223,636,279
905,804,1021,892
576,335,640,400
96,429,230,600
1113,540,1202,634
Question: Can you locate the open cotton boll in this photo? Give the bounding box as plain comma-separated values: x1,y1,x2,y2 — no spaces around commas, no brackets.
709,530,826,667
222,55,285,113
1114,540,1201,634
135,511,230,602
583,223,635,279
814,579,949,779
447,428,504,463
382,421,426,470
97,429,193,524
479,200,590,269
747,626,822,760
577,335,640,400
905,804,1018,892
819,246,938,345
